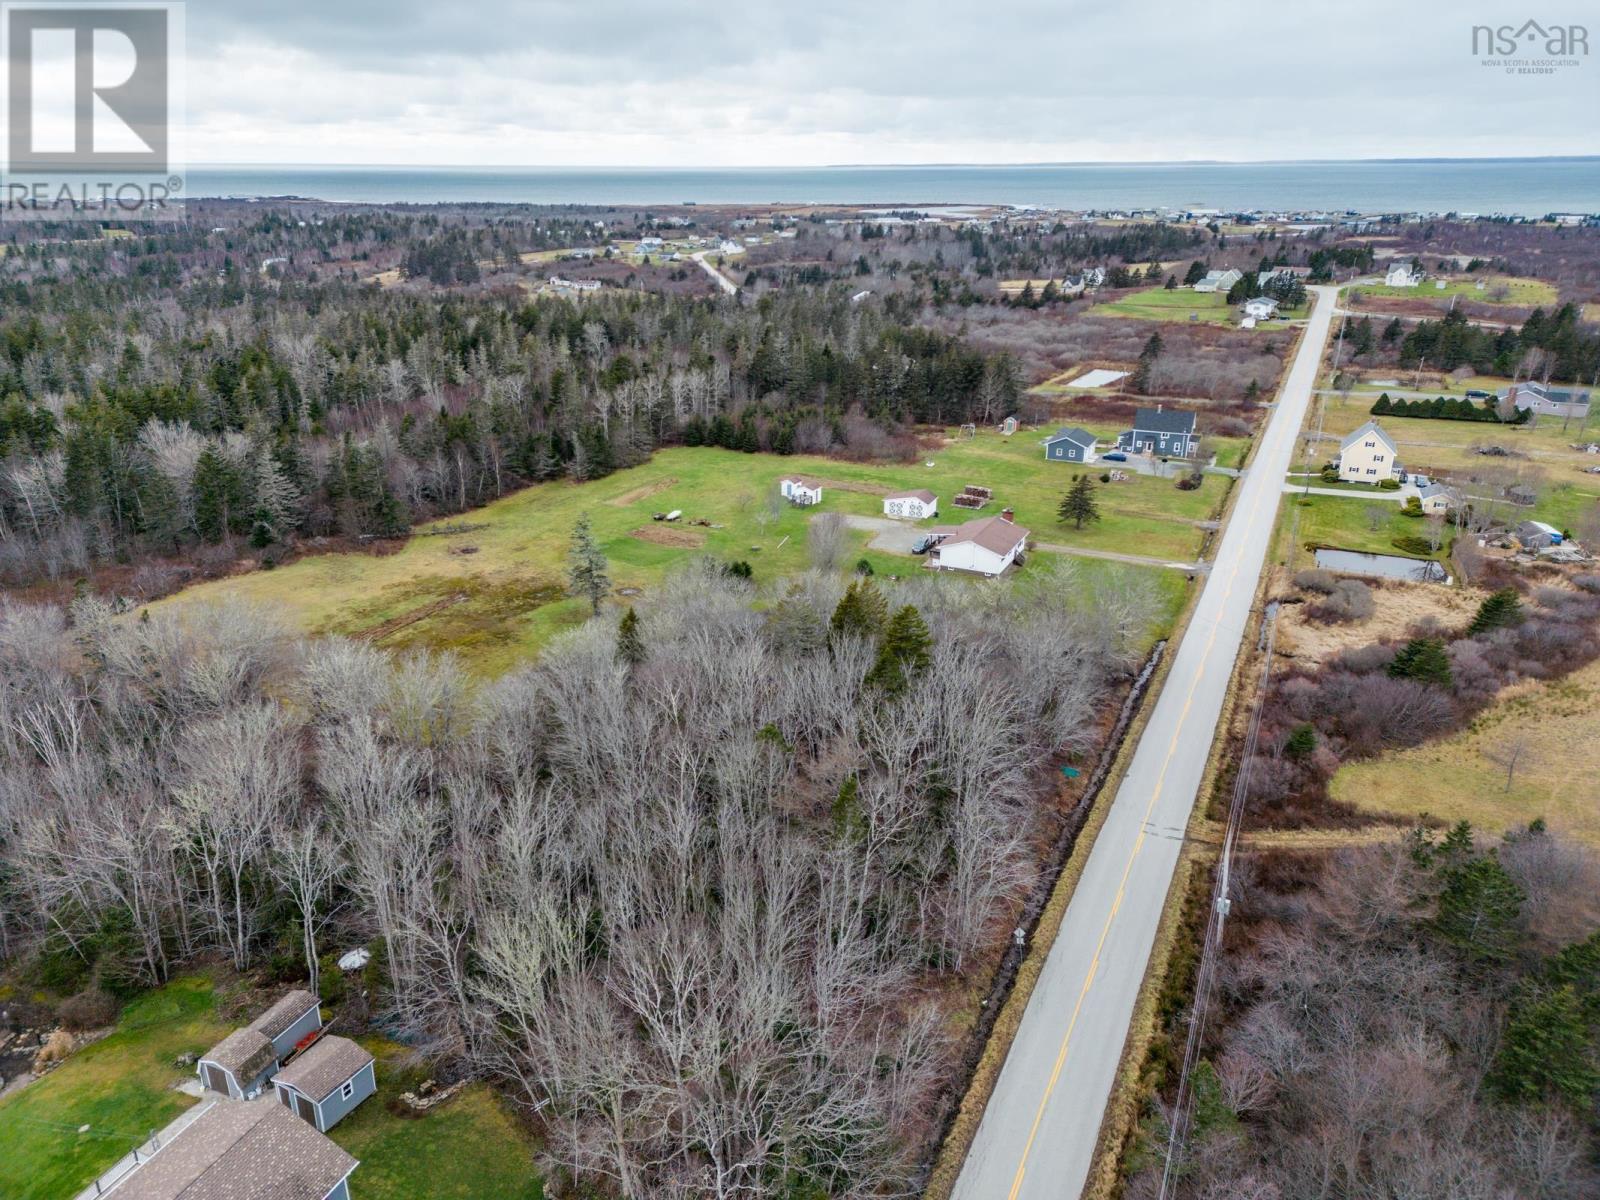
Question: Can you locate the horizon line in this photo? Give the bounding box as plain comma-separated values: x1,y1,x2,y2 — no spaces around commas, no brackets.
187,155,1600,171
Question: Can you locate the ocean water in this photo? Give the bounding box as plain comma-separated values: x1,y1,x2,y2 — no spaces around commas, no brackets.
184,159,1600,216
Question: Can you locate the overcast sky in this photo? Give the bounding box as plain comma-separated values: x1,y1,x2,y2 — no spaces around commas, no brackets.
182,2,1600,165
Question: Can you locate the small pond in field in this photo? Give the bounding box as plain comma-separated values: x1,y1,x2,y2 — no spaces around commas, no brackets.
1315,547,1449,583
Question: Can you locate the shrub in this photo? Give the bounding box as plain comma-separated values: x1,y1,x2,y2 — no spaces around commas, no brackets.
1292,568,1337,594
1285,724,1317,758
1468,587,1522,635
57,989,120,1032
1378,478,1401,491
1391,535,1434,556
1309,579,1374,623
318,955,349,1006
1389,637,1454,688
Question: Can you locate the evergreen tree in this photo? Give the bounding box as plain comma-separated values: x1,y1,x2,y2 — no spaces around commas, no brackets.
1469,588,1523,636
1057,474,1101,530
1489,983,1599,1106
567,512,611,616
865,604,932,697
192,446,248,542
615,605,645,666
1183,260,1207,285
1388,637,1453,688
1434,852,1524,965
830,578,887,641
1285,724,1317,758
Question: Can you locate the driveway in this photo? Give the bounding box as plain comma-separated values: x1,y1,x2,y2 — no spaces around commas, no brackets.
841,513,925,553
952,286,1340,1200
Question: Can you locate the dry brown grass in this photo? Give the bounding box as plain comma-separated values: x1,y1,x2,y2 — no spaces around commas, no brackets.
606,476,678,506
1273,575,1487,667
1331,657,1600,846
627,525,706,548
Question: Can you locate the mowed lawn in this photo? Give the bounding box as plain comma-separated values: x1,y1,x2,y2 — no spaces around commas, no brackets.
1345,274,1558,308
330,1041,542,1200
0,976,230,1200
151,437,1217,673
1093,286,1235,325
1331,658,1600,846
1276,492,1446,573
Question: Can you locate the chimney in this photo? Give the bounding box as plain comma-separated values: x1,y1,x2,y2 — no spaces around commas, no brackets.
1001,507,1015,523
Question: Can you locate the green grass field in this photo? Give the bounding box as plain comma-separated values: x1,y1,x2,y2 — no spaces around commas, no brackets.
1345,274,1558,308
1278,493,1446,571
152,437,1213,673
0,976,230,1200
331,1041,542,1200
1093,286,1235,325
1094,284,1307,326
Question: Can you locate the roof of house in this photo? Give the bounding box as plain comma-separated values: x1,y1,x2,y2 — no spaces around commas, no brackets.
1503,381,1591,404
1340,420,1396,451
1245,296,1279,309
780,475,824,490
1045,426,1097,446
885,489,937,504
200,1029,276,1083
1130,407,1197,436
272,1037,374,1103
932,515,1030,557
1200,269,1239,283
246,991,319,1042
1417,481,1450,499
108,1100,356,1200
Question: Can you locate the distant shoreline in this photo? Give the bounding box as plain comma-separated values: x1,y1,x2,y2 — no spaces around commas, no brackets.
181,159,1600,217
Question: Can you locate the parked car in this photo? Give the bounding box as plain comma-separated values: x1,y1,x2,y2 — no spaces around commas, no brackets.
1465,389,1493,400
1102,451,1127,462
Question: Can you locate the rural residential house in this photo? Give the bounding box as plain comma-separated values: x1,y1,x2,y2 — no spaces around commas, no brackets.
1243,297,1279,320
1385,262,1422,287
1117,407,1200,458
1416,481,1453,514
926,514,1029,576
1043,427,1099,464
883,489,938,520
779,476,824,506
198,991,322,1100
1336,420,1400,482
1497,380,1592,419
1192,268,1242,293
105,1098,358,1200
272,1036,377,1133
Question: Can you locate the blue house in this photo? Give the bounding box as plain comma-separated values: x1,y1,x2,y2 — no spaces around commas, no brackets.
1043,427,1098,464
273,1035,378,1132
1117,406,1200,458
198,990,322,1099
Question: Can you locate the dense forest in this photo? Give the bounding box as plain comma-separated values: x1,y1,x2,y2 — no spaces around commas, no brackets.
0,258,1019,587
0,562,1160,1196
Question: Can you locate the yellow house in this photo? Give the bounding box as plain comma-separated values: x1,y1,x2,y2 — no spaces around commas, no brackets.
1337,420,1399,482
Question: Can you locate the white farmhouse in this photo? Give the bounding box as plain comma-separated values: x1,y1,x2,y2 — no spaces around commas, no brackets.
926,514,1029,577
779,475,824,506
883,489,937,520
1337,420,1400,482
1243,297,1279,320
1385,262,1422,287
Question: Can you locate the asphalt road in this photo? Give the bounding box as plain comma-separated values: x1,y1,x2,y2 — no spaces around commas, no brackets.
952,286,1338,1200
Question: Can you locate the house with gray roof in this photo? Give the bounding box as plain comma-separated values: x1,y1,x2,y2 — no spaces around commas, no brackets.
1117,407,1200,458
105,1099,357,1200
926,514,1030,576
1192,268,1242,293
273,1036,377,1133
197,991,322,1100
1043,427,1098,464
1497,380,1591,419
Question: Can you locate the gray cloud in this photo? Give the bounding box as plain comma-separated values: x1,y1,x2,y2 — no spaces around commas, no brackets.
180,1,1600,164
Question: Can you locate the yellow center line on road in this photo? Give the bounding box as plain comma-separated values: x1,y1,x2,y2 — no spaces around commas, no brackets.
1003,528,1248,1200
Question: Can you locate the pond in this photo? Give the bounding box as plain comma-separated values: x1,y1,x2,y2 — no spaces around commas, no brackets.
1314,547,1449,583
